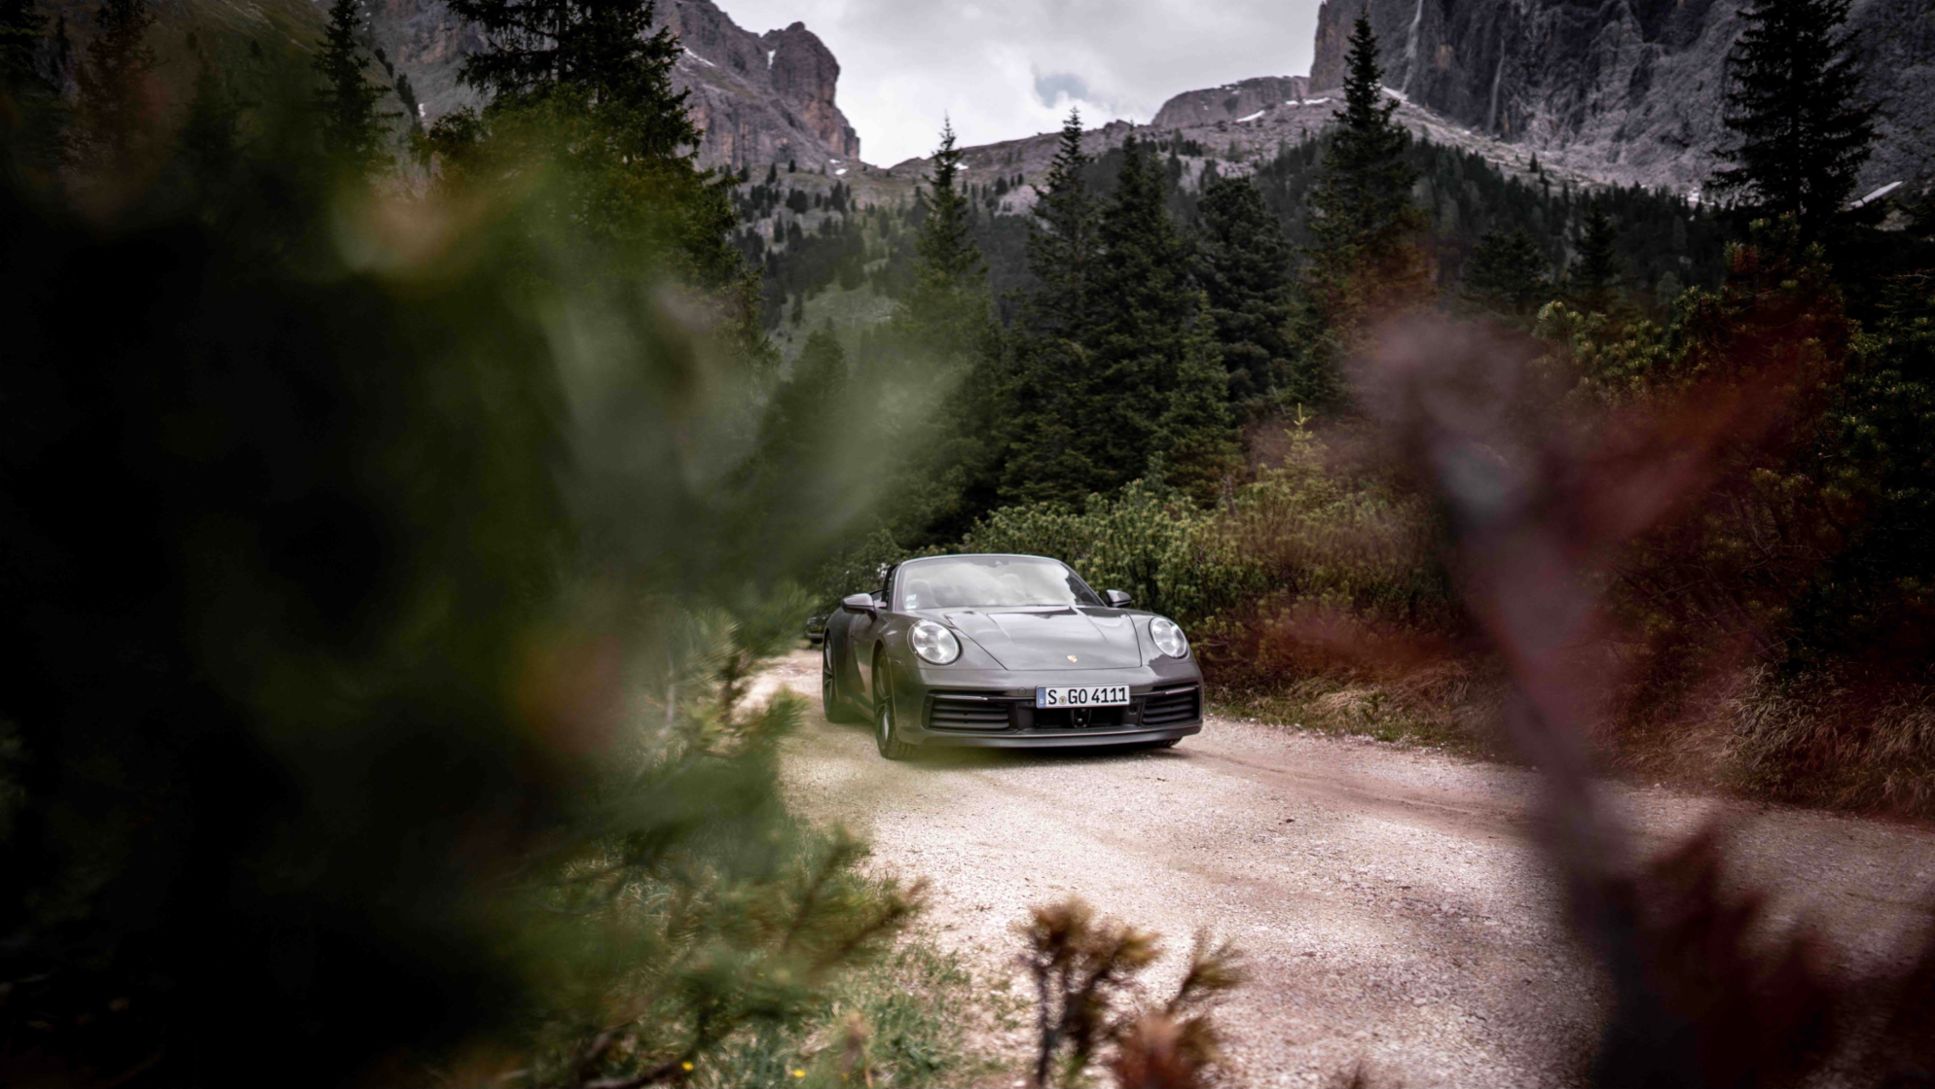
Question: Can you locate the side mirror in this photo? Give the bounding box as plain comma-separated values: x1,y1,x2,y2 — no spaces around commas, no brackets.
841,592,877,614
1104,589,1134,608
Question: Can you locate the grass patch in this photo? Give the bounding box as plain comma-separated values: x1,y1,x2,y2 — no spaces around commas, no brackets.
1728,669,1935,819
1213,674,1506,761
697,934,1012,1089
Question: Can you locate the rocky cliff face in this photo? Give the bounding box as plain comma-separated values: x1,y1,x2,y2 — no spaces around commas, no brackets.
657,0,860,166
1307,0,1934,194
1150,76,1312,129
362,0,860,169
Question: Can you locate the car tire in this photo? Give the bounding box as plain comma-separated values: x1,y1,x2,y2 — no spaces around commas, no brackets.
822,639,859,724
873,658,915,761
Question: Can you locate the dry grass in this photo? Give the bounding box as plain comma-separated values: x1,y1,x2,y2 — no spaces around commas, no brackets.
1015,898,1246,1089
1729,669,1935,817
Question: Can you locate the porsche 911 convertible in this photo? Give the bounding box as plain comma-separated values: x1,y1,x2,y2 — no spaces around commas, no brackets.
820,553,1204,758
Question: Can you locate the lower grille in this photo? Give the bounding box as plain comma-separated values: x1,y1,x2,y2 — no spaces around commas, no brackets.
927,694,1012,730
1141,686,1201,726
925,686,1203,732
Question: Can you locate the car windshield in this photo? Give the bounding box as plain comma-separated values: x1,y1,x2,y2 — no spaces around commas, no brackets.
899,556,1102,610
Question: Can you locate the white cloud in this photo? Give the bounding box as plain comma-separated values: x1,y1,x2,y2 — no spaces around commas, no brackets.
715,0,1324,165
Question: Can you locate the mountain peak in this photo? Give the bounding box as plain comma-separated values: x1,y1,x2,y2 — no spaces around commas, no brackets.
1305,0,1930,193
365,0,860,169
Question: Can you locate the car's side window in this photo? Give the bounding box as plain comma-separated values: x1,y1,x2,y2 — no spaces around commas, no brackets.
878,564,896,610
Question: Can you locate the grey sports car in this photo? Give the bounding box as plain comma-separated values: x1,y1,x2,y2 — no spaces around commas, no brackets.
820,553,1204,759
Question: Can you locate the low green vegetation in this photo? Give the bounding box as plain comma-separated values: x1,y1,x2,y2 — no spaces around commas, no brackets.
695,936,1010,1089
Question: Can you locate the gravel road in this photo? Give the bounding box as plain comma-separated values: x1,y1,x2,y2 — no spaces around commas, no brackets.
756,650,1935,1088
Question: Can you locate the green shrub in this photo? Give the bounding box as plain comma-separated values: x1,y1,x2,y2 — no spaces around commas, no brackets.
960,426,1450,693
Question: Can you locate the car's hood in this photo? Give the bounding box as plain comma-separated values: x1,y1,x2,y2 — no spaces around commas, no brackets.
931,607,1142,670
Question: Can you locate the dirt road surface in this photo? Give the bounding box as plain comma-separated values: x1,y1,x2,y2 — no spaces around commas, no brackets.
755,650,1935,1087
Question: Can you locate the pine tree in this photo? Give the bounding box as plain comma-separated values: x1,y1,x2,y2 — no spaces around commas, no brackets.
898,118,989,366
1154,301,1240,502
1195,172,1293,407
177,56,244,201
1713,0,1876,237
888,120,999,543
1463,227,1550,319
1086,137,1236,492
315,0,389,174
1292,15,1428,407
73,0,156,171
2,0,62,172
1308,17,1419,264
1569,204,1621,310
998,337,1102,505
758,326,848,482
454,0,669,118
1023,108,1099,341
912,117,981,296
1,0,46,96
445,0,752,333
998,108,1110,503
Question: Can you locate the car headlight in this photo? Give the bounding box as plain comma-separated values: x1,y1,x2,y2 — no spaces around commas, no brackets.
909,619,962,665
1150,617,1188,658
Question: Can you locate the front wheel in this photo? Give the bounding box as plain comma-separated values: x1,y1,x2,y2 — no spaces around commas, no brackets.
873,660,915,760
823,639,860,723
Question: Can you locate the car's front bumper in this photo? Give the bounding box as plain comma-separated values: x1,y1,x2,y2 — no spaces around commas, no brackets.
891,659,1204,749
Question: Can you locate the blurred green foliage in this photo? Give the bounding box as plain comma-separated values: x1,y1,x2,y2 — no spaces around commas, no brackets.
0,4,931,1086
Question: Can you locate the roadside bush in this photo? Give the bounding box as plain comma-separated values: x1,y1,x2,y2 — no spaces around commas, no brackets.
963,480,1221,620
962,427,1444,638
1015,897,1244,1089
1730,666,1935,814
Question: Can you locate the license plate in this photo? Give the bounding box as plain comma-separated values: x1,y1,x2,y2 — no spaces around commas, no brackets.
1035,685,1130,709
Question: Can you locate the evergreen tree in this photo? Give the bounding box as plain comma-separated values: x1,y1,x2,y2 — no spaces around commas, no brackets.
1293,15,1428,407
314,0,389,174
1,0,62,173
444,0,753,334
454,0,669,120
1195,172,1293,406
1308,17,1418,264
73,0,156,171
176,56,244,204
889,120,999,542
1023,108,1099,340
911,117,981,299
0,0,45,97
995,109,1111,504
1154,301,1240,502
1087,137,1236,492
1713,0,1876,237
757,326,849,488
997,337,1101,505
1463,227,1550,319
1569,204,1621,310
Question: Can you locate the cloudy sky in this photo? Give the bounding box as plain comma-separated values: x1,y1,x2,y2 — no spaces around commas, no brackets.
719,0,1327,165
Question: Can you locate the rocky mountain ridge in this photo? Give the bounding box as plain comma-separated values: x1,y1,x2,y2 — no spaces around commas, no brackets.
362,0,860,169
1305,0,1933,194
856,80,1581,216
1150,75,1313,130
